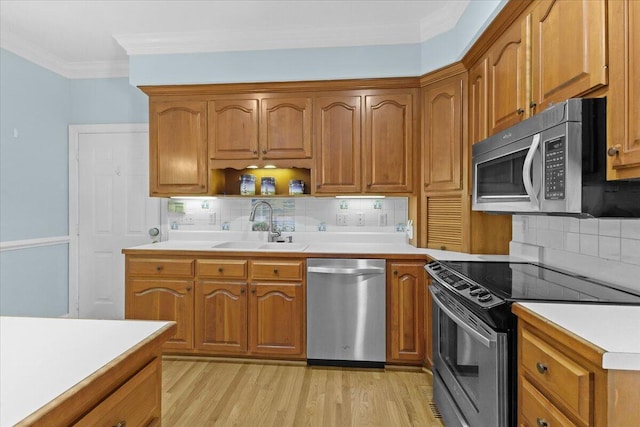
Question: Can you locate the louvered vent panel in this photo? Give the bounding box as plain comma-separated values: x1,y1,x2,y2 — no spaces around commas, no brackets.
427,196,463,248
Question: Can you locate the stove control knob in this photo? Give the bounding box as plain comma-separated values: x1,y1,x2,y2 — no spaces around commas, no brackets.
478,294,493,303
469,287,484,297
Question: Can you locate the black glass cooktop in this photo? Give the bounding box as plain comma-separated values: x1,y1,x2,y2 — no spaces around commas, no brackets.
440,261,640,304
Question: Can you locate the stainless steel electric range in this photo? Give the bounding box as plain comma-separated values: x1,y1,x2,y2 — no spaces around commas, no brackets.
425,260,640,427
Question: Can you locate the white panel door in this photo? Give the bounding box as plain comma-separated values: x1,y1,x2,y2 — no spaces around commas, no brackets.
78,130,160,319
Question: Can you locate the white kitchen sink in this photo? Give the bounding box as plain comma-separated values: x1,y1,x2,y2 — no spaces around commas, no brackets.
211,241,308,251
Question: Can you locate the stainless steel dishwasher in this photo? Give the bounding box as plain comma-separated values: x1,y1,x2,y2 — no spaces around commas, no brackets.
307,258,386,367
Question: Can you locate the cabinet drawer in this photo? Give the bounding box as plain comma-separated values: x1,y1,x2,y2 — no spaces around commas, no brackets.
197,259,248,279
74,358,160,427
251,260,304,281
521,328,592,424
520,377,576,427
128,258,195,277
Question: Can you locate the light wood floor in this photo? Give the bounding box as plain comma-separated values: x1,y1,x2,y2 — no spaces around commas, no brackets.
162,358,445,426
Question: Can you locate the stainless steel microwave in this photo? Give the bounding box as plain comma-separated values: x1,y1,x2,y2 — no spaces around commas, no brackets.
472,98,640,218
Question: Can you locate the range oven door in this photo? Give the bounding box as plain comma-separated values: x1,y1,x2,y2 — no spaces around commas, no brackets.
430,285,509,427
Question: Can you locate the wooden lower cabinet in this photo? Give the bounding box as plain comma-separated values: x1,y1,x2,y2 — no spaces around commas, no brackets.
73,357,162,427
126,278,194,351
249,282,305,356
387,261,425,364
514,304,640,427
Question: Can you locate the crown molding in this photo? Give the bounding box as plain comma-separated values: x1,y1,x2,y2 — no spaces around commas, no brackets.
113,23,421,56
1,30,128,79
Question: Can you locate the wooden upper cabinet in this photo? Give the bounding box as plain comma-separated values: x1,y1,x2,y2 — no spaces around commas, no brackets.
469,57,489,145
488,16,529,135
607,0,640,179
314,96,362,193
423,75,465,192
364,93,415,193
149,101,208,196
531,0,607,111
260,97,312,159
208,99,259,160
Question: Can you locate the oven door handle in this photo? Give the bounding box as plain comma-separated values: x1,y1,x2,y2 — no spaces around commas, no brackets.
430,287,493,348
522,132,541,210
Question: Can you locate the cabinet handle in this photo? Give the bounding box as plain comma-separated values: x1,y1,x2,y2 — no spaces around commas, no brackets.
608,145,620,157
262,149,267,154
253,150,258,155
155,266,163,272
517,108,525,115
218,267,224,273
536,418,548,427
273,268,279,274
536,362,548,374
529,101,537,109
113,422,127,427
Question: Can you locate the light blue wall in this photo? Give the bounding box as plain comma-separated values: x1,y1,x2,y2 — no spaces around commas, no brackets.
0,49,147,317
129,1,505,86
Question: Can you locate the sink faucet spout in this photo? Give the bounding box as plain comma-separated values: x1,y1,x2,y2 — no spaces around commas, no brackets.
249,200,281,242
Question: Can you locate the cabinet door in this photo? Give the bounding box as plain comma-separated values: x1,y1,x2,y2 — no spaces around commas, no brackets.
149,101,208,195
208,99,259,160
424,194,463,252
488,17,529,135
126,279,194,350
423,75,464,192
387,262,425,364
607,0,640,179
314,96,362,193
364,93,415,193
260,97,312,159
248,282,305,357
469,57,489,145
195,281,247,354
531,0,607,111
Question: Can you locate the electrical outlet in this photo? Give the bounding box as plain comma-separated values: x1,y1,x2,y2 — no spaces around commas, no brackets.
378,212,387,226
336,213,349,226
209,212,217,225
356,212,365,226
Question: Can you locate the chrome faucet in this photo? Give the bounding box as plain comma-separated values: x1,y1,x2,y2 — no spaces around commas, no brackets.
249,200,281,242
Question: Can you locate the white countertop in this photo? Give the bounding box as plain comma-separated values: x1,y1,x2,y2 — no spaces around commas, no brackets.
517,303,640,371
0,316,172,427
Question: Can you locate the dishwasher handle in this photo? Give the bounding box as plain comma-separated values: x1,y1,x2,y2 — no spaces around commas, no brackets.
307,266,385,275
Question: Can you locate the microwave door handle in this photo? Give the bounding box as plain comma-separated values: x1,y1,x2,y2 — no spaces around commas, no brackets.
522,133,541,209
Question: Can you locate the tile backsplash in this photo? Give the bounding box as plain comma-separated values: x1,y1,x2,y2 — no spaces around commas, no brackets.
168,197,408,234
511,215,640,292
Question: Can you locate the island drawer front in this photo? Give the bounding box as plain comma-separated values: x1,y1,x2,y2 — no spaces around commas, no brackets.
520,377,577,427
73,357,160,427
251,260,304,281
197,259,248,279
128,258,195,277
521,328,592,424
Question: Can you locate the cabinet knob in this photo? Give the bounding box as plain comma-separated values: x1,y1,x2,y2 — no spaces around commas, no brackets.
536,362,548,374
536,418,548,427
186,286,192,291
262,149,267,154
393,270,398,276
529,101,537,109
241,288,246,294
251,289,256,294
516,108,525,115
608,145,620,157
253,150,258,155
440,245,446,250
273,268,279,274
113,421,127,427
218,267,224,273
156,266,163,272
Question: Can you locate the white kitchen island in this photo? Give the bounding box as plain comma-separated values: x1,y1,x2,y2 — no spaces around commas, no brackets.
0,316,175,426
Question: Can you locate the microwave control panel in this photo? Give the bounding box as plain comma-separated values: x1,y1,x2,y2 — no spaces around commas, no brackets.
544,138,565,200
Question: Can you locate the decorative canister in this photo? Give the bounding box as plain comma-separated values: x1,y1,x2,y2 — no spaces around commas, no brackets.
289,179,304,195
239,174,256,195
261,177,276,195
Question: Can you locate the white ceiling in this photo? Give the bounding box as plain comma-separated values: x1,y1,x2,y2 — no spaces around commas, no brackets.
0,0,470,78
